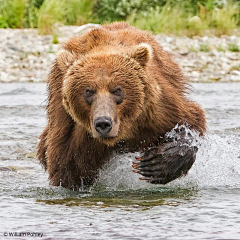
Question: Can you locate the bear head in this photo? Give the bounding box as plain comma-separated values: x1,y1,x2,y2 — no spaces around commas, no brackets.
57,43,153,146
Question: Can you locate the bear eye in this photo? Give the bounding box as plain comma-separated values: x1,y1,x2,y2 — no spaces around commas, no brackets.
83,88,95,105
112,87,122,96
85,88,95,96
111,86,124,105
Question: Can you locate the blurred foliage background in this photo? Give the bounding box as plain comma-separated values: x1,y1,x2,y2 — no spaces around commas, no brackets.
0,0,239,36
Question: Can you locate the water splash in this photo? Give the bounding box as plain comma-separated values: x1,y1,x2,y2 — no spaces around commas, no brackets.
180,133,240,187
96,133,240,190
165,123,201,146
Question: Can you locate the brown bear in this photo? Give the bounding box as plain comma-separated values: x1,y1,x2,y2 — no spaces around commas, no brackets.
37,22,206,190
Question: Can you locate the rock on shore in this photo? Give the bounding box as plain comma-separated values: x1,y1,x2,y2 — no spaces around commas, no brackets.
0,25,240,83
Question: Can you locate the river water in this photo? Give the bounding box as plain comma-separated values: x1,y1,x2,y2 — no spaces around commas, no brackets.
0,83,239,240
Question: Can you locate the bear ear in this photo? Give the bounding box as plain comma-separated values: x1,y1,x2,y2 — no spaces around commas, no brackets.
57,49,76,72
130,43,152,67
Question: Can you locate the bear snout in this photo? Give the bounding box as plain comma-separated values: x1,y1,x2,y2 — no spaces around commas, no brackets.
94,116,112,136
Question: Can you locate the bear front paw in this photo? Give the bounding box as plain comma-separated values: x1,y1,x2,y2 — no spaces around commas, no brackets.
132,141,198,184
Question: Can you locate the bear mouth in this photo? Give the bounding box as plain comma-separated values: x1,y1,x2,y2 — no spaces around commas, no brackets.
91,115,120,140
100,135,115,138
93,133,118,139
94,133,120,146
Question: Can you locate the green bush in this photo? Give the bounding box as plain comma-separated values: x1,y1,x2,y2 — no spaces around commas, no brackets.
32,0,44,8
93,0,216,23
128,4,189,34
205,2,240,35
64,0,95,26
0,0,26,28
128,0,239,36
37,0,66,34
38,0,95,34
0,0,94,31
0,0,239,37
93,0,166,23
23,0,40,28
0,0,43,28
0,14,8,28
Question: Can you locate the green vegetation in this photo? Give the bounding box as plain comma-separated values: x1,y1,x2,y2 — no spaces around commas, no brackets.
228,43,240,51
128,1,240,36
189,45,198,52
217,44,225,51
38,0,94,34
0,0,95,33
128,4,189,35
0,0,26,28
0,0,239,36
200,44,210,52
93,0,212,22
37,0,65,34
230,65,240,70
52,33,59,44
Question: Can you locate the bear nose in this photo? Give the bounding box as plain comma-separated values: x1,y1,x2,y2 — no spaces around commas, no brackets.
94,116,112,136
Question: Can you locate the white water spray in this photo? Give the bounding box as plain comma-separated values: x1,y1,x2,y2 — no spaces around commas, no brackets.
96,133,240,190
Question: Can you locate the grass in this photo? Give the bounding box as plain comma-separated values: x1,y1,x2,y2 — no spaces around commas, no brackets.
217,45,225,52
204,2,240,36
37,0,65,34
0,0,239,36
52,33,59,44
189,45,198,52
228,43,239,52
64,0,95,26
128,4,190,35
0,0,26,28
200,44,210,52
128,1,240,37
230,65,240,70
0,0,95,34
38,0,95,34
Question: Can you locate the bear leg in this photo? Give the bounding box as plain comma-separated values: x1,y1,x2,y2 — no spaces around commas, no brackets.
37,126,48,170
132,125,198,184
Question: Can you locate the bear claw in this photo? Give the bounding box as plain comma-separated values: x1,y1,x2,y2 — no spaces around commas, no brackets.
139,177,151,181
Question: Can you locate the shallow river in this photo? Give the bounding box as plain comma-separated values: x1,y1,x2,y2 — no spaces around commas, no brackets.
0,83,240,240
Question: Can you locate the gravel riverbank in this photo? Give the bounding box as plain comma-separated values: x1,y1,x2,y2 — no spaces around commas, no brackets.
0,25,240,83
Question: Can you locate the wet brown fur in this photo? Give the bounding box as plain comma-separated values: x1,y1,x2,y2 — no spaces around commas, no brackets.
37,22,206,189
